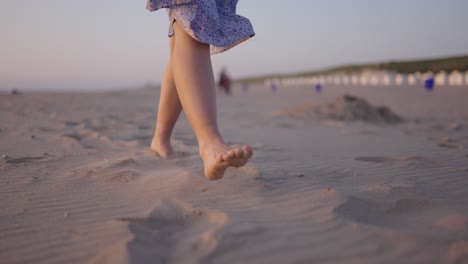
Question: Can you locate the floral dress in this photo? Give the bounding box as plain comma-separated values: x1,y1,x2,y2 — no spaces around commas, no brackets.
147,0,255,54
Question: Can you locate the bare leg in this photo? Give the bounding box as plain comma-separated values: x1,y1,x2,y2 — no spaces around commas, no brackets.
171,21,253,180
151,37,181,158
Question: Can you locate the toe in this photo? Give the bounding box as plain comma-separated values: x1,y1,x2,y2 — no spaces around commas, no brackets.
221,153,229,161
227,150,236,159
242,145,253,158
235,148,244,158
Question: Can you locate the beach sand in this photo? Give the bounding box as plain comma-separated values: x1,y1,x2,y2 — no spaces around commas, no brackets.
1,84,468,264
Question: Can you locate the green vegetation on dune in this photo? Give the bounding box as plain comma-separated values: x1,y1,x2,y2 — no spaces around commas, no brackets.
237,55,468,83
370,55,468,74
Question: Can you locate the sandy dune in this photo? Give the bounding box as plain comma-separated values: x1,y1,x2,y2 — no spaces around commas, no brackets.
1,84,468,264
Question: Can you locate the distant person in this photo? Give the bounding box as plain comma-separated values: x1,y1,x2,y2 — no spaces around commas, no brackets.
11,88,21,95
147,0,254,180
218,67,231,95
270,80,278,92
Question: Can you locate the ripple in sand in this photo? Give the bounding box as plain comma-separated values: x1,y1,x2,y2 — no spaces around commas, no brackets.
435,136,467,150
355,156,440,168
61,132,83,142
5,153,51,164
432,122,463,132
65,121,80,128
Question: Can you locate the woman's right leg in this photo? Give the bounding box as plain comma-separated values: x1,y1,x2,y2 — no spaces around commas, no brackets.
171,21,252,180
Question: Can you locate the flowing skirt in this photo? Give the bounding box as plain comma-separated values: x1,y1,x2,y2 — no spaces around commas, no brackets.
147,0,255,54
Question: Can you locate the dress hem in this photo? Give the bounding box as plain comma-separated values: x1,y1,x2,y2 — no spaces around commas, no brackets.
168,17,255,55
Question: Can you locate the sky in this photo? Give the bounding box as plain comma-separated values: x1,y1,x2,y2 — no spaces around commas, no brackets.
1,0,468,91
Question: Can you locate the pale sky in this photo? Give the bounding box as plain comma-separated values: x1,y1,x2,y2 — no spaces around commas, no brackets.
2,0,468,91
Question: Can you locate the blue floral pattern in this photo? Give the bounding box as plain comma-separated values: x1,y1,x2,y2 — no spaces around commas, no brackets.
147,0,255,54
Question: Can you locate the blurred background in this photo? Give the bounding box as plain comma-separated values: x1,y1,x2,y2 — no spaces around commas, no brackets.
2,0,468,91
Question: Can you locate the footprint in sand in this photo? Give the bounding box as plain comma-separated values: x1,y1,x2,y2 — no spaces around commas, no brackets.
68,157,141,184
68,154,184,184
60,127,111,149
96,200,228,264
334,194,432,229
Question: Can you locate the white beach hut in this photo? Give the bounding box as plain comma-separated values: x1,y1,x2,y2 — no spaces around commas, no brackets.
308,77,317,85
298,77,305,86
295,78,303,86
369,74,380,86
415,72,423,85
434,71,448,86
407,74,417,86
381,71,396,86
351,74,360,86
317,75,325,85
332,75,341,85
293,78,300,86
421,71,434,85
448,70,463,86
421,71,433,80
341,75,350,86
322,76,328,85
284,78,294,87
395,74,407,86
359,73,369,86
290,78,297,87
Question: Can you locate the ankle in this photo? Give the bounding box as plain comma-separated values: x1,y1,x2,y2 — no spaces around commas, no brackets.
198,137,225,155
151,135,171,147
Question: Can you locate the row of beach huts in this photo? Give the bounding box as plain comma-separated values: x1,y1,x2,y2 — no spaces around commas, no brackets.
265,70,468,87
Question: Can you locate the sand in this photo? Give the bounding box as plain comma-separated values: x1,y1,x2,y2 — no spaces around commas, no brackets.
1,84,468,264
281,94,404,124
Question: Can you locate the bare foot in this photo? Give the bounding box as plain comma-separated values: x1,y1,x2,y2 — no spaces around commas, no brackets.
150,139,173,159
200,143,253,180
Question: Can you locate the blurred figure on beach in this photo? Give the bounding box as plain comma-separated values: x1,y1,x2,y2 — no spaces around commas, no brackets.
242,82,249,92
218,67,232,95
147,0,254,180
